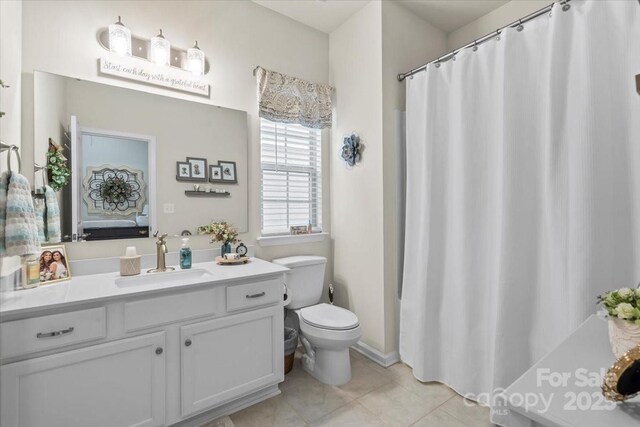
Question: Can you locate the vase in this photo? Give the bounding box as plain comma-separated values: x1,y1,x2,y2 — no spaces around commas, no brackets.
220,242,232,258
608,317,640,358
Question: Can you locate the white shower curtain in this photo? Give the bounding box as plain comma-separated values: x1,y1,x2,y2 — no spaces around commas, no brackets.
400,0,640,424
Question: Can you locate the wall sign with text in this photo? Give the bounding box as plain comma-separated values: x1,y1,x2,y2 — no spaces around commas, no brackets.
99,54,210,96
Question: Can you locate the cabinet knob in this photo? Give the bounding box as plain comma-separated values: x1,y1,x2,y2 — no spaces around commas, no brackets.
155,347,163,355
185,339,192,347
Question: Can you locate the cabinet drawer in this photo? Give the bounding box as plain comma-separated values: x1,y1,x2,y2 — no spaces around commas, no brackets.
124,288,218,332
226,278,281,312
0,307,106,359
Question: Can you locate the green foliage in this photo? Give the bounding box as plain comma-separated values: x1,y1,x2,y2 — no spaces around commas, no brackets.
46,150,71,191
197,221,239,244
598,288,640,325
100,176,133,204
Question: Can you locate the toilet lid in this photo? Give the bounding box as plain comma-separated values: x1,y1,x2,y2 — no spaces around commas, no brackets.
300,303,359,331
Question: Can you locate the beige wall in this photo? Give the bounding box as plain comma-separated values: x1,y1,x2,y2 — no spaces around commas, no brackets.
447,0,549,51
330,0,385,352
330,0,446,354
0,0,22,167
381,0,447,354
18,0,331,269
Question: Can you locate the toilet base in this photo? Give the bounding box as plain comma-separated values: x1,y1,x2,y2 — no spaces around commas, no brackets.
302,347,352,386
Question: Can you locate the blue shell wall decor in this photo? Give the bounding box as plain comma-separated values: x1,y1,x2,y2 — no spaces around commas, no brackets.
340,133,362,167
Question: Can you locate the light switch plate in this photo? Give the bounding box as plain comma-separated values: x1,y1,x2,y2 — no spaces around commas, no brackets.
163,203,175,214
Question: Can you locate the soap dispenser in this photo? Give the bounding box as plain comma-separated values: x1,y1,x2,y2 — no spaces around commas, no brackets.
179,237,192,269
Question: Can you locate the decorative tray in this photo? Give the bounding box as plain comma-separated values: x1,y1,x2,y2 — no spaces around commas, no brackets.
215,256,250,265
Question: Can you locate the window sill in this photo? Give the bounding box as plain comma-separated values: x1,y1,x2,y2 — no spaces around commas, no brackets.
257,232,328,247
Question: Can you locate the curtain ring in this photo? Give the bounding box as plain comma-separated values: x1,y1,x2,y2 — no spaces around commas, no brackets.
472,40,478,52
562,1,571,11
516,19,524,32
434,61,441,68
495,29,501,41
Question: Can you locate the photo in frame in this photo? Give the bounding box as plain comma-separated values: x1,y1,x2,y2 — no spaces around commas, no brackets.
218,160,237,183
176,161,191,181
187,157,208,181
209,165,224,183
38,245,71,285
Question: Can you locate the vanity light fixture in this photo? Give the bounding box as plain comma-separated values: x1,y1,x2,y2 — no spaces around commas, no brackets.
186,41,205,76
108,16,132,56
150,29,171,66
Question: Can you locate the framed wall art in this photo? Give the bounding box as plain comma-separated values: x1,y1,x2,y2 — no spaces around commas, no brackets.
187,157,208,181
218,160,237,184
176,161,191,181
209,165,224,183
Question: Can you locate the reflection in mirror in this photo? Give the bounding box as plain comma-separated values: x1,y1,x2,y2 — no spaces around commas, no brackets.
32,71,248,242
74,128,155,241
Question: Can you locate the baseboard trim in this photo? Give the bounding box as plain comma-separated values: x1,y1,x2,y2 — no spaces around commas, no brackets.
351,341,400,368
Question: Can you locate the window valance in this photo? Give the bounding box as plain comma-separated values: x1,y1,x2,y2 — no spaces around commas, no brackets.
256,67,334,130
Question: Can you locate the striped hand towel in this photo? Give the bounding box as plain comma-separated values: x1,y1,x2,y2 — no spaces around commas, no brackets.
34,198,46,242
44,185,61,243
4,172,41,257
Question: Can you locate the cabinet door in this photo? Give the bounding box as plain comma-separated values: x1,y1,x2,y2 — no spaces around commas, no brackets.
0,332,166,427
181,305,283,417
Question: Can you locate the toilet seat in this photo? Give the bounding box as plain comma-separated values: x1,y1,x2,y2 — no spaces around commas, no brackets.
299,303,359,331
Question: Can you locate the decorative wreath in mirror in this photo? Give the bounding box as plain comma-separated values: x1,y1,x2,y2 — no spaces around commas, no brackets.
82,165,146,216
100,176,133,204
340,133,362,167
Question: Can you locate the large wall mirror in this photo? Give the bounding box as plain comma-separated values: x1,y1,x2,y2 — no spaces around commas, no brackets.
31,71,248,242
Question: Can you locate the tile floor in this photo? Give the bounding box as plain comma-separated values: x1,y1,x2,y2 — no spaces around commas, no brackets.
204,349,495,427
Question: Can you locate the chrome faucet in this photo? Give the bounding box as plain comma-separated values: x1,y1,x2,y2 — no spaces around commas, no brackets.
148,232,175,273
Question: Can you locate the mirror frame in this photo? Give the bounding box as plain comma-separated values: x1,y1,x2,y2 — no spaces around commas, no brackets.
602,345,640,401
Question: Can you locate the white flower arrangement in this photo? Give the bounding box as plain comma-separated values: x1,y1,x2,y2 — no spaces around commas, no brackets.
598,288,640,324
196,220,239,245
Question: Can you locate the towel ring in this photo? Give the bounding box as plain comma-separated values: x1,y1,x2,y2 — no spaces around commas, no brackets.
7,145,21,174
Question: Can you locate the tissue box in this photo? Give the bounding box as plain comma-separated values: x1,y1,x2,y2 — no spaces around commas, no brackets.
120,256,141,276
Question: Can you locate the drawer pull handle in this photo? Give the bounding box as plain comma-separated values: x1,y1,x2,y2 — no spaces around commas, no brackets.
36,327,74,339
185,339,192,347
246,292,266,299
155,347,163,355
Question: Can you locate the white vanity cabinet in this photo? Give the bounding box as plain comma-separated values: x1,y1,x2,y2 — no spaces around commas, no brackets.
0,332,166,427
0,267,285,427
181,305,283,417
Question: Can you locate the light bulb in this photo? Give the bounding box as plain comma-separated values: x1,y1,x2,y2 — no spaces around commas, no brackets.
150,29,171,67
186,41,205,75
108,16,131,56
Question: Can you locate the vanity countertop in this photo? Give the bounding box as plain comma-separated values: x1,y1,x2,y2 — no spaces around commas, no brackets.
0,258,288,319
503,315,640,427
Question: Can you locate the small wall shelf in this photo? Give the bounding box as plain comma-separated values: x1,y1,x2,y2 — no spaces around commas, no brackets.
184,190,230,197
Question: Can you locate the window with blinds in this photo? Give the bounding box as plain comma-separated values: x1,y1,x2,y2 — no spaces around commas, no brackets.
261,118,322,235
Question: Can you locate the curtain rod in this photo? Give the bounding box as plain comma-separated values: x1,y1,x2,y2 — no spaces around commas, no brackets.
397,0,571,82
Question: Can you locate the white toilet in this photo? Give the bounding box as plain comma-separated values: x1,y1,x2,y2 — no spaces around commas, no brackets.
273,256,362,386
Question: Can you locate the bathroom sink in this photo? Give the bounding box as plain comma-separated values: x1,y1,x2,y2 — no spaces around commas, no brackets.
115,268,213,288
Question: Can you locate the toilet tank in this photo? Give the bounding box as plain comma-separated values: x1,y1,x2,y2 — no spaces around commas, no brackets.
272,256,326,309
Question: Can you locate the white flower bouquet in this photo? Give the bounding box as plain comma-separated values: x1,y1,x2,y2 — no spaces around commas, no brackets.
197,220,239,245
598,288,640,324
598,288,640,358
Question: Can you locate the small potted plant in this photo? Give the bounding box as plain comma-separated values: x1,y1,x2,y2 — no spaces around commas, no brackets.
197,220,239,257
598,287,640,358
